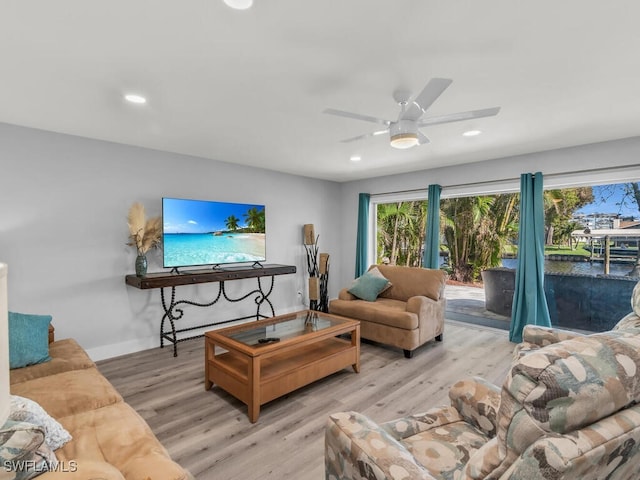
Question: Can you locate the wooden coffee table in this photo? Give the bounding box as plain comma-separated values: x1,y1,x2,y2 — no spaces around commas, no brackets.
204,310,360,423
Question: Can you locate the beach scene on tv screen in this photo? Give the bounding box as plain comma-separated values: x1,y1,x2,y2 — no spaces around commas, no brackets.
163,198,266,267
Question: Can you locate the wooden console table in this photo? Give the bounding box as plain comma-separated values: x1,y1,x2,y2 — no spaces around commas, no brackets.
125,264,296,356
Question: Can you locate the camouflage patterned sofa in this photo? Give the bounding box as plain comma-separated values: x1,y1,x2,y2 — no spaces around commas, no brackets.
325,285,640,479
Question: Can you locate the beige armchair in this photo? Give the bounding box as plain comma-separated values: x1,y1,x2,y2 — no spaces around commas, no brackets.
329,265,446,358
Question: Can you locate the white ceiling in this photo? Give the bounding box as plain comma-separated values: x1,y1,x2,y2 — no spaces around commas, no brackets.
2,1,640,182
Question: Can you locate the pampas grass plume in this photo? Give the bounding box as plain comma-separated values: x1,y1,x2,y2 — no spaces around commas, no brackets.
127,202,161,254
141,216,162,253
128,202,146,239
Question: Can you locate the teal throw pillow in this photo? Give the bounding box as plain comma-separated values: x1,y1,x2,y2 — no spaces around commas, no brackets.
8,312,52,369
348,271,390,302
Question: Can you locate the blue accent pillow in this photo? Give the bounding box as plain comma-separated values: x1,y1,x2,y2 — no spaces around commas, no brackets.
8,312,52,369
348,271,391,302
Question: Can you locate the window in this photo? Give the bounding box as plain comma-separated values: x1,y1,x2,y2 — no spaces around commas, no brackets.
375,200,428,267
369,167,640,333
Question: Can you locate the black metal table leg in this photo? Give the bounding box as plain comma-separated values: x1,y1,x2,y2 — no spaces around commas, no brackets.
158,275,280,356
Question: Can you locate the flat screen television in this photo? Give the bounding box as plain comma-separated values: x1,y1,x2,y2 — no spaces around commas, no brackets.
162,197,266,269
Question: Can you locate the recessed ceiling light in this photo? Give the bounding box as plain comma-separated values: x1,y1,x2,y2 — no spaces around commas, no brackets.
124,94,147,104
350,155,362,162
224,0,253,9
462,130,482,137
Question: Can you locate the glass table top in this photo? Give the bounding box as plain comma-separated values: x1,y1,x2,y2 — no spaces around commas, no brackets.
225,311,345,346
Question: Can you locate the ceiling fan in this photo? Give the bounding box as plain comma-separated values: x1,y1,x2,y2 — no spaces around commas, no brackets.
323,78,500,149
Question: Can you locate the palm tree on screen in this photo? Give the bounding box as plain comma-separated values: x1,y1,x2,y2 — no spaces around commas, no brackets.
244,208,265,233
225,215,240,231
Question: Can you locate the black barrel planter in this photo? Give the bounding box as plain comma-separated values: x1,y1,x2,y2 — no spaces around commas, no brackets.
481,268,515,317
481,267,638,332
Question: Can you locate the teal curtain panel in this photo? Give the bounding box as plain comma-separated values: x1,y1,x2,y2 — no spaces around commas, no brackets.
422,184,442,269
355,193,370,277
509,172,552,342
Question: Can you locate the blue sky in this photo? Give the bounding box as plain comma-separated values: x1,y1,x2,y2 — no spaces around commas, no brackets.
163,198,264,233
576,183,640,218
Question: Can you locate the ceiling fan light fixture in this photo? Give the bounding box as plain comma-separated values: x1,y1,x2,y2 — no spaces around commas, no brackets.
323,78,500,150
390,133,419,149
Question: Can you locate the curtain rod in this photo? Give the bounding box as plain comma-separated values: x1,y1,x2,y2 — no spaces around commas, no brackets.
372,164,639,197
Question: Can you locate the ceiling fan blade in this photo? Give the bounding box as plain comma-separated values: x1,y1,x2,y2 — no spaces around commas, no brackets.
417,107,501,127
340,129,389,144
323,108,391,126
400,78,453,121
417,132,430,145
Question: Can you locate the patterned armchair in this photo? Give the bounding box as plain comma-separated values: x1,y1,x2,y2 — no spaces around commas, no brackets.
325,283,640,479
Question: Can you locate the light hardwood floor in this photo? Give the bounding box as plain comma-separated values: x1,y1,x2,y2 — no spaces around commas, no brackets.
97,320,515,480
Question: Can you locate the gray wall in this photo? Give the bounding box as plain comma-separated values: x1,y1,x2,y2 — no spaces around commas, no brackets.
3,121,640,361
1,123,342,359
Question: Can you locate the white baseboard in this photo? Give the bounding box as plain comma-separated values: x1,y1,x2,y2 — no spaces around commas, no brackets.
87,336,159,362
88,303,308,362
